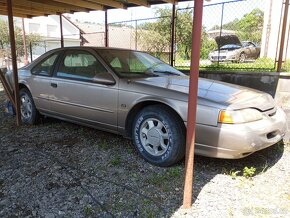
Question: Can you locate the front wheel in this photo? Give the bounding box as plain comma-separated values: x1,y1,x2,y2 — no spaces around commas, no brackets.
132,105,185,167
20,88,40,125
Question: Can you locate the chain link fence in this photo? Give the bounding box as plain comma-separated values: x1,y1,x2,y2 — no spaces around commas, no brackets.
2,0,288,72
108,16,172,64
175,0,277,71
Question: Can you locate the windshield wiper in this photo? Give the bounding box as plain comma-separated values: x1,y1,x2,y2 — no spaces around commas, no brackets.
152,70,180,76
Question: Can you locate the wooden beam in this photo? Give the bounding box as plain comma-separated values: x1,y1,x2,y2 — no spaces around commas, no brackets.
161,0,176,4
0,9,32,18
0,2,55,15
7,0,22,126
125,0,150,7
26,0,90,14
88,0,126,9
0,6,47,16
50,0,104,11
0,0,82,14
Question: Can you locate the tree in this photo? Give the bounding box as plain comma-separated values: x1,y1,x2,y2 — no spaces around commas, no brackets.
0,19,42,59
137,7,216,61
236,8,264,43
211,8,264,44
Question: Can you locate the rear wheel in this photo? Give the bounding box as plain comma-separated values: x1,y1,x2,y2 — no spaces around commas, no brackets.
20,88,40,125
239,52,246,63
132,105,185,167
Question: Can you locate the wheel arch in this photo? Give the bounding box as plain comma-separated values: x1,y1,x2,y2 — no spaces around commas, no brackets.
19,83,29,91
125,100,186,138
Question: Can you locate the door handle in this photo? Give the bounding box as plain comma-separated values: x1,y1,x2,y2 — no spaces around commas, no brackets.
51,83,57,88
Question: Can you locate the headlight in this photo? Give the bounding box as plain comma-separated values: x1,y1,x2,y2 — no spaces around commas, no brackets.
218,109,263,124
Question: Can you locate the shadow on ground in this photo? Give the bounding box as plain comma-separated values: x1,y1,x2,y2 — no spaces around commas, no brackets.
0,88,286,217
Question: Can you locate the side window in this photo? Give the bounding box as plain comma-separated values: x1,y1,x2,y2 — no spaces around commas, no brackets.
56,51,107,82
32,53,58,76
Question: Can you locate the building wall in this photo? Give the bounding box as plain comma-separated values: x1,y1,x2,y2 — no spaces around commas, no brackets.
260,0,290,60
23,15,81,58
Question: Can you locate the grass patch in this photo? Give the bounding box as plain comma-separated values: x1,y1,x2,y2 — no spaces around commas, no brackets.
176,58,280,72
97,140,110,150
146,166,183,186
109,156,121,166
84,205,93,217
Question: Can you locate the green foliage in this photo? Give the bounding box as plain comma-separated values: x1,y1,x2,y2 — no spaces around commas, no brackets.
0,19,42,58
215,8,264,44
242,166,256,178
109,156,121,166
200,29,217,59
137,8,172,59
84,205,93,216
138,7,215,61
229,170,240,180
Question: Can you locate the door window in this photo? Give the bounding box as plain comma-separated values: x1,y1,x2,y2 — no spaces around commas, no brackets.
32,53,59,76
56,51,107,82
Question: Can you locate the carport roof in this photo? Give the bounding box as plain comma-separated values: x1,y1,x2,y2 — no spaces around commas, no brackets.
0,0,187,18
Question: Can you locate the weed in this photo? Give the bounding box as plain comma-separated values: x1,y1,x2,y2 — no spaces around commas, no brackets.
243,166,256,178
110,156,121,166
97,140,110,150
229,170,240,179
84,205,93,216
166,166,182,178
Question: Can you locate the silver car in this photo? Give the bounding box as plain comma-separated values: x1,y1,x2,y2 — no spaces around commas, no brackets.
208,35,261,63
6,47,287,166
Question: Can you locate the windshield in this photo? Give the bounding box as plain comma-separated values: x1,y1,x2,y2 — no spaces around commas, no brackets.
220,44,241,49
96,49,184,78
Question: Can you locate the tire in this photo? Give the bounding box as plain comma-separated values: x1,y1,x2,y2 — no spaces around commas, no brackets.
19,88,40,125
132,105,185,167
239,52,246,63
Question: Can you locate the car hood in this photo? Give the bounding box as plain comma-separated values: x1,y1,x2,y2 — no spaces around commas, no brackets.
215,35,242,47
130,76,275,111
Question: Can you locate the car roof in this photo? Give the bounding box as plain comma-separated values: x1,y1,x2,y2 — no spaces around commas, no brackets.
48,46,139,53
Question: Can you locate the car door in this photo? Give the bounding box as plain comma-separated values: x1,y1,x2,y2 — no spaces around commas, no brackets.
49,49,118,132
248,42,258,58
27,52,60,113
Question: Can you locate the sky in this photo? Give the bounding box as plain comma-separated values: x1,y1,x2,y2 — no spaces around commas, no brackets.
68,0,264,30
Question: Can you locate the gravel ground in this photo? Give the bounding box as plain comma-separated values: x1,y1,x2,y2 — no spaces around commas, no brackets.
0,82,290,218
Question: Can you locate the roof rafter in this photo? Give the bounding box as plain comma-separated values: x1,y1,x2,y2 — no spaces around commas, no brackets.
50,0,104,11
88,0,126,9
0,0,186,18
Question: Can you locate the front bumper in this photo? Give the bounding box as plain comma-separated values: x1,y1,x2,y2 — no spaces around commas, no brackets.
209,54,238,62
194,107,287,159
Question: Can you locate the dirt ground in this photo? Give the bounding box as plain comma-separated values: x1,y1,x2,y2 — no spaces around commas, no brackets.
0,83,289,218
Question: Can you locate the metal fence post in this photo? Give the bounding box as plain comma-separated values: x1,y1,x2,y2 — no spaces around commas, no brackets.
60,14,64,48
105,10,109,47
277,0,289,72
29,42,33,62
217,3,225,66
135,20,138,50
21,18,28,65
170,3,176,66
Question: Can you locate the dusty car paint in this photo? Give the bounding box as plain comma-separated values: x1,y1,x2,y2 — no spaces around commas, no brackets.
9,47,287,159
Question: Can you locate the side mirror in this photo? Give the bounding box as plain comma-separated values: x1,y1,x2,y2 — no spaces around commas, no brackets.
92,72,116,85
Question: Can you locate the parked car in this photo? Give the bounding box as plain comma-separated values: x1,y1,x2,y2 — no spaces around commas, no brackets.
208,35,261,63
5,47,286,166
